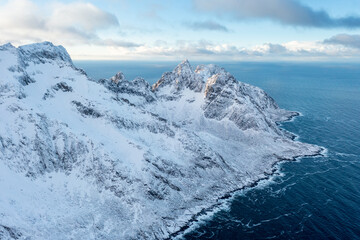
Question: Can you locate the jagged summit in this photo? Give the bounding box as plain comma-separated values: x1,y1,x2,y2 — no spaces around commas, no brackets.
101,71,155,103
109,72,147,86
152,60,203,92
0,43,15,51
110,71,126,84
174,59,192,73
18,41,73,65
0,42,81,88
152,60,236,95
0,41,74,66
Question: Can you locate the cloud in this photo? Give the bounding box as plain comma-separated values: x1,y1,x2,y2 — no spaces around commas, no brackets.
324,34,360,49
0,0,45,30
185,20,229,32
265,43,288,54
0,0,140,48
134,40,290,60
193,0,360,28
96,39,142,48
135,39,360,60
68,37,360,60
49,2,119,32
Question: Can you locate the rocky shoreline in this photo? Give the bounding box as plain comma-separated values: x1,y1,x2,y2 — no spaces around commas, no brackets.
167,113,326,239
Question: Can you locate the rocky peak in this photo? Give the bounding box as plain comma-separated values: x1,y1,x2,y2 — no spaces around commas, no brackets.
174,59,192,75
132,77,150,88
0,43,15,51
172,59,200,90
18,41,73,66
110,72,126,84
195,64,226,80
204,71,236,99
152,60,203,93
100,73,155,104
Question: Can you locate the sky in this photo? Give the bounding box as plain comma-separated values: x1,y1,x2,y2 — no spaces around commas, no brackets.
1,0,360,61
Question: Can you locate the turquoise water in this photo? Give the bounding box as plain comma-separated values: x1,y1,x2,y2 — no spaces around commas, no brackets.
75,61,360,239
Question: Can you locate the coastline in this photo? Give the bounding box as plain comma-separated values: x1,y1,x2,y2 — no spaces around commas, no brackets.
168,111,326,240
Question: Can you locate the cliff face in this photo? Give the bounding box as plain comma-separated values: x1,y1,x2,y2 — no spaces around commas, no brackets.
0,42,321,239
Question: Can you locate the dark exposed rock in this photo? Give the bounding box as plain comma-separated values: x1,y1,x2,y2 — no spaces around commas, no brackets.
72,101,103,118
0,225,22,240
17,72,35,86
101,73,156,103
52,82,73,92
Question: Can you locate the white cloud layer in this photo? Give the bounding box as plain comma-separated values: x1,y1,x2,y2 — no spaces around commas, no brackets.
49,2,118,32
72,38,360,60
0,0,140,48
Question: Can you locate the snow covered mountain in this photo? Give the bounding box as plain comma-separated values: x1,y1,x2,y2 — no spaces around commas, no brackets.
0,42,322,239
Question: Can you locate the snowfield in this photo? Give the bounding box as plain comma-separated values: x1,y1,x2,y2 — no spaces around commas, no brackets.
0,42,322,239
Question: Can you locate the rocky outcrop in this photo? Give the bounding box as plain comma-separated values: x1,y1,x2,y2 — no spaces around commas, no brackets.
18,41,73,66
100,72,156,104
153,60,203,94
151,60,290,134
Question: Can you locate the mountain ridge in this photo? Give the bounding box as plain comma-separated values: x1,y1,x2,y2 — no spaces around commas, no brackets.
0,42,322,239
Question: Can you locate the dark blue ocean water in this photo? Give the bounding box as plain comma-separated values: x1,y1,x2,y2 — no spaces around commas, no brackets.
74,60,360,240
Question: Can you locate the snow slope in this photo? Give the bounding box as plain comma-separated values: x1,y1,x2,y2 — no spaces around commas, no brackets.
0,42,322,239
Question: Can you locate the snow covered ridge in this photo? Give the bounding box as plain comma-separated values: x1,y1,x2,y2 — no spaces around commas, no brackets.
0,42,323,239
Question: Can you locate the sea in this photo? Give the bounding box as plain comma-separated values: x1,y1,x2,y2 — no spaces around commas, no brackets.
74,60,360,240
